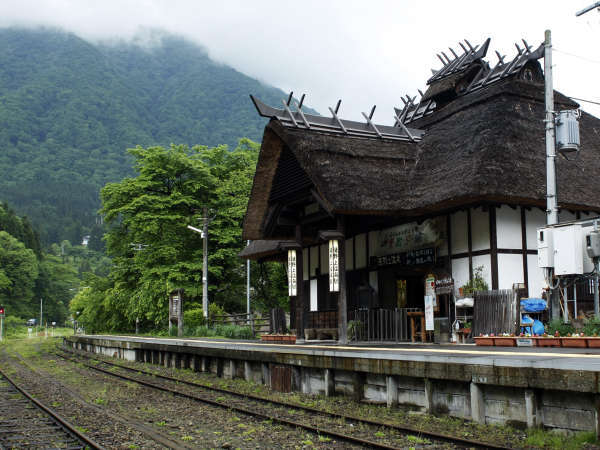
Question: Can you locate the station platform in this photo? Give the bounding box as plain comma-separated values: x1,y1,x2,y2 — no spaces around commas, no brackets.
65,334,600,434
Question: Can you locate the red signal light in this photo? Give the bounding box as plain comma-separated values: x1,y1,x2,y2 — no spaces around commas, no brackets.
0,306,4,316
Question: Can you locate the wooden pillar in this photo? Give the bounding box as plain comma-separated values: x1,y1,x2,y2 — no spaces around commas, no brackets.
295,225,304,339
521,207,529,296
337,217,348,344
489,206,499,290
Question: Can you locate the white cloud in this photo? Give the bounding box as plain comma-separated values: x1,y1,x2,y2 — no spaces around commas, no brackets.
0,0,599,120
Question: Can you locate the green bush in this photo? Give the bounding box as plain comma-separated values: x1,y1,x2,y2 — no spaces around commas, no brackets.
583,317,600,336
188,323,254,339
208,303,226,324
183,308,205,328
460,266,489,296
4,316,27,337
546,319,575,336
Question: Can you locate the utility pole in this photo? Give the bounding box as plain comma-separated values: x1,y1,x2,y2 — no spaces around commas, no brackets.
246,240,251,317
187,208,214,319
544,30,560,320
202,208,209,319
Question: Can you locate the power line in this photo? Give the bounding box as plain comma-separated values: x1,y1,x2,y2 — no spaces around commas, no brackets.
569,96,600,107
553,48,600,65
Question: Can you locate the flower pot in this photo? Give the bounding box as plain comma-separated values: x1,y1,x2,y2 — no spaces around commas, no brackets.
537,337,561,347
474,337,494,346
493,337,516,347
560,337,588,348
586,337,600,348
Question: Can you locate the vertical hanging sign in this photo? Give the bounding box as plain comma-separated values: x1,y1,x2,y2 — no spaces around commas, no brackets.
329,240,339,292
288,249,297,296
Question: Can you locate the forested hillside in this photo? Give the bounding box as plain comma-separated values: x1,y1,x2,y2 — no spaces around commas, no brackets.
0,28,306,244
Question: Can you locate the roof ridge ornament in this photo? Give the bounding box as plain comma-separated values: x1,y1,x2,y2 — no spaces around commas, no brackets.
402,36,545,125
250,94,424,142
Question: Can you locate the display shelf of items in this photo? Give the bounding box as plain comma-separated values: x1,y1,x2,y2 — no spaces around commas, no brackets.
453,297,474,343
519,298,548,335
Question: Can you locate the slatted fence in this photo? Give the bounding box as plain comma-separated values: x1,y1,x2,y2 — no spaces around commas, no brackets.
472,290,518,337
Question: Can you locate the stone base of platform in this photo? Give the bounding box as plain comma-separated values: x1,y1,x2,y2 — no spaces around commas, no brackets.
65,336,600,436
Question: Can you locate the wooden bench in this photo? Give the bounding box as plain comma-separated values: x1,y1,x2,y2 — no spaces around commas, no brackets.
305,328,338,340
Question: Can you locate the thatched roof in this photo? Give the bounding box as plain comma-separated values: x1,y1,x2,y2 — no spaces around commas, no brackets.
239,240,296,261
243,76,600,241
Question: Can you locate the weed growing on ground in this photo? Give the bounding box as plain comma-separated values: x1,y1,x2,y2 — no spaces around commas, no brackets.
525,429,598,449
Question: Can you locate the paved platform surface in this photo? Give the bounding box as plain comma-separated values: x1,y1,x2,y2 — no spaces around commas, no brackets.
76,334,600,373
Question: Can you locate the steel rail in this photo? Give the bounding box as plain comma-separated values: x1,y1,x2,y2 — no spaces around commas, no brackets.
0,366,104,450
58,347,511,450
56,351,401,449
10,351,191,450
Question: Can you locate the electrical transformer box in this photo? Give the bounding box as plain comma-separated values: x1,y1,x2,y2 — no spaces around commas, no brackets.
554,225,584,275
586,231,600,259
537,227,554,268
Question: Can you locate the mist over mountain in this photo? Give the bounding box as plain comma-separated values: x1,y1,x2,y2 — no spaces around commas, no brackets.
0,27,302,244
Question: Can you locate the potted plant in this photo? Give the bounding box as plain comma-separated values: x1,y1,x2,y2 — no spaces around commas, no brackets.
459,266,489,297
261,333,296,344
536,331,561,347
474,334,494,346
560,332,588,348
494,333,517,347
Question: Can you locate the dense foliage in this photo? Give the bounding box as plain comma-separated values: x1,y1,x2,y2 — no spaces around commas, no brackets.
0,28,313,244
0,203,79,322
70,140,288,333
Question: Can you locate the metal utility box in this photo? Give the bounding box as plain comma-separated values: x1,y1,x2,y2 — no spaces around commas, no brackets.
537,227,554,268
554,225,584,275
587,230,600,259
555,110,580,154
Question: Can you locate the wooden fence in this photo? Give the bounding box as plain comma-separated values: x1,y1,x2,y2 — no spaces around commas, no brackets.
208,312,270,336
472,289,518,337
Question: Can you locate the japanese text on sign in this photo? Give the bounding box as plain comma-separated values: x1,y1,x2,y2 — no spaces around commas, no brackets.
329,240,339,292
288,249,297,296
371,247,435,267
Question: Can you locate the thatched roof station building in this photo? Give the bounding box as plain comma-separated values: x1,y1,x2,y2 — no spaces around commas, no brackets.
241,37,600,343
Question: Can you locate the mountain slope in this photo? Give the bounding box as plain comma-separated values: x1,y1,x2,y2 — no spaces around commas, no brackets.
0,28,305,244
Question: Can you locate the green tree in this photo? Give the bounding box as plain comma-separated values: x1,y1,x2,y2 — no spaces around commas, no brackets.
0,231,39,317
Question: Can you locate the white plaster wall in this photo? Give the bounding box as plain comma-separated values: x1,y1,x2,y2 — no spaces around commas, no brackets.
528,254,546,298
310,279,318,311
496,205,522,249
471,207,490,251
451,211,468,254
310,246,319,277
320,244,329,274
368,231,378,258
472,254,492,288
369,271,378,293
452,257,470,294
303,248,309,281
526,208,546,250
498,253,524,290
355,233,367,269
346,238,354,271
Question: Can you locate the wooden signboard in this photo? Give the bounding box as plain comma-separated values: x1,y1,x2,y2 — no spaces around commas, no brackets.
169,289,184,337
288,250,297,296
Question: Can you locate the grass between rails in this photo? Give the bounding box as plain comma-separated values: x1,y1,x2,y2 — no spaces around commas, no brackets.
5,337,600,449
84,349,600,450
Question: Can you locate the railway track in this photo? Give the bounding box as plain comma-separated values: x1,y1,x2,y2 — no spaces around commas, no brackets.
58,346,512,450
0,366,103,449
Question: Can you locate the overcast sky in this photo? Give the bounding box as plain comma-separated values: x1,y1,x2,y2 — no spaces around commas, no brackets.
1,0,600,122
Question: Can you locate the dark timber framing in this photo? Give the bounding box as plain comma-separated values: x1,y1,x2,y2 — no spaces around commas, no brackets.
446,205,538,290
489,206,499,290
521,207,529,295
